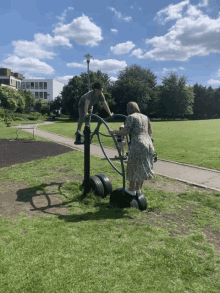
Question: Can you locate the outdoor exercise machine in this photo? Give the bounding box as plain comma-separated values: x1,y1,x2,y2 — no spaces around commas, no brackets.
79,113,147,211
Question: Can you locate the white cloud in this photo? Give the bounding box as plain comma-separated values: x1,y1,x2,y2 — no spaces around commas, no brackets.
130,3,142,11
130,48,144,58
207,79,220,86
110,41,136,54
67,59,127,74
53,14,103,47
89,59,127,74
55,75,77,85
66,62,86,68
2,56,55,75
12,33,72,60
56,7,74,23
111,28,118,34
134,3,220,61
34,33,72,47
109,76,118,82
124,17,132,22
154,67,186,75
154,0,190,25
108,7,132,22
12,40,56,59
197,0,209,8
162,67,178,73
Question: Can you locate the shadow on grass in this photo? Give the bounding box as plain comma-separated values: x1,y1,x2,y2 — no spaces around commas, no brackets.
16,182,134,222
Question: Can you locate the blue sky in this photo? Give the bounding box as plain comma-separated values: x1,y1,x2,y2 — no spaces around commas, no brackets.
1,0,220,89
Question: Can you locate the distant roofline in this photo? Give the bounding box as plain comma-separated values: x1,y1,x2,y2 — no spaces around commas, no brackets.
21,78,64,85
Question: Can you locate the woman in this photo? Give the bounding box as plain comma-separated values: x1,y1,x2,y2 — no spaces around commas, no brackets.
108,102,155,196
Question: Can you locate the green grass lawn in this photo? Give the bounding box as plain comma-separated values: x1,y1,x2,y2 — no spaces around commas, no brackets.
38,118,220,170
0,121,220,292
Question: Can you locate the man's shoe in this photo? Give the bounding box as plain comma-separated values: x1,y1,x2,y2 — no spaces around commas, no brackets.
74,132,84,145
74,140,85,145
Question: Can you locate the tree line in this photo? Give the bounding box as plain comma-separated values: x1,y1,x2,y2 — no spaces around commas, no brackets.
1,64,220,120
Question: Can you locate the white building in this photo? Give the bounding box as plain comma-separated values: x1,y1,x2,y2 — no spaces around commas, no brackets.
21,78,64,102
0,68,64,102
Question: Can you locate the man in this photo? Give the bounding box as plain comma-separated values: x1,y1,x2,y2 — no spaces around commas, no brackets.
75,81,113,144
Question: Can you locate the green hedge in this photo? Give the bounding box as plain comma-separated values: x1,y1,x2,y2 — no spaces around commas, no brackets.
0,110,49,121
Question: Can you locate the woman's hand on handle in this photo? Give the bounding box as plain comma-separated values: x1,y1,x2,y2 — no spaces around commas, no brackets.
108,129,115,135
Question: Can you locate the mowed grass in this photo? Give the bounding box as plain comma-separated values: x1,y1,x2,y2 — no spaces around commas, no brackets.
38,118,220,170
0,121,220,292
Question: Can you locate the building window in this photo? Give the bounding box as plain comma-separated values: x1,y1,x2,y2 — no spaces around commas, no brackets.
39,82,43,89
26,82,30,89
35,82,38,89
22,82,25,89
35,92,38,99
44,92,47,99
31,82,34,89
16,81,18,88
44,82,47,89
40,92,43,99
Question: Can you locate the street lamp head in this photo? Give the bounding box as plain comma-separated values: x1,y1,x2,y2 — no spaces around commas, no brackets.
84,54,93,62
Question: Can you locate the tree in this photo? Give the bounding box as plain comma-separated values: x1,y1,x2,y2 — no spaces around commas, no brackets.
17,89,35,113
109,64,159,116
50,96,62,114
191,84,220,119
212,86,220,118
34,99,48,114
158,72,194,118
61,75,83,117
0,86,25,112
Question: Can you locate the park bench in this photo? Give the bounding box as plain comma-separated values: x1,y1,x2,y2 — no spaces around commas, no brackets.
15,123,38,139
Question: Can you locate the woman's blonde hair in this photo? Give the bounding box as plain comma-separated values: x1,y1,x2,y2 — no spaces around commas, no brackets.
127,102,141,115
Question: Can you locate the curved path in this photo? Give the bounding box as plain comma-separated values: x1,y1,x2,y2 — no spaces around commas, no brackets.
12,122,220,192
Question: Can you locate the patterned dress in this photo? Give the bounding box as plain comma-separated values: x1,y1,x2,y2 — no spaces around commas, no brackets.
124,113,155,181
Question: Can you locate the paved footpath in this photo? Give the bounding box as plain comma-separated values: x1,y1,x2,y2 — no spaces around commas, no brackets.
13,122,220,192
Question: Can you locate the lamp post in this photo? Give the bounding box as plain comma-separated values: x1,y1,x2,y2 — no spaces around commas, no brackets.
47,94,50,119
84,54,93,92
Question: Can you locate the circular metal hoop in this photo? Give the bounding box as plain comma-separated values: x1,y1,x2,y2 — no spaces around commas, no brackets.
87,113,129,193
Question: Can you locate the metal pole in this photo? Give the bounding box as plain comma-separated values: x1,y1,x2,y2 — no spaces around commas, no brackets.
81,122,91,199
87,60,90,92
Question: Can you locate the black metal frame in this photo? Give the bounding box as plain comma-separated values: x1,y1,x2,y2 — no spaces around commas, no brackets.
81,113,130,199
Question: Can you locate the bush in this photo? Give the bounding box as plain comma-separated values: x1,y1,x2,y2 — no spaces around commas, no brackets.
27,112,43,120
60,114,70,119
211,114,219,119
13,113,26,121
43,113,49,119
